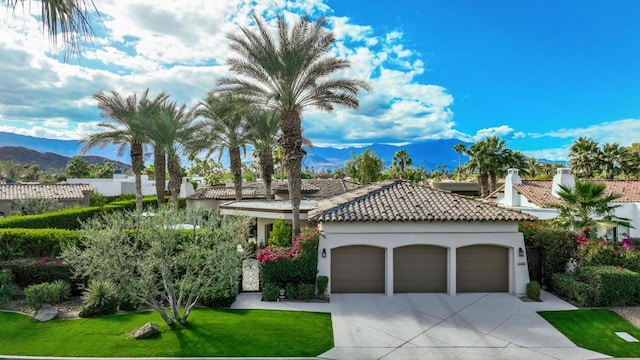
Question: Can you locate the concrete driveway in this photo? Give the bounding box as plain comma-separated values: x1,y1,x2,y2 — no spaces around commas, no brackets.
231,291,611,360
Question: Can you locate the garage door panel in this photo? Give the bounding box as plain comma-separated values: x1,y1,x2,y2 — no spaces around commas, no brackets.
331,246,385,293
394,245,447,293
457,245,508,292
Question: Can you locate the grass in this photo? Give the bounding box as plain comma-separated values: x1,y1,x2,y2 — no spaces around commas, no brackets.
539,309,640,358
0,308,333,357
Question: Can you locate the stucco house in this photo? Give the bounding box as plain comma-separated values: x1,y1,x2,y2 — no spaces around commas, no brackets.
486,168,640,237
309,180,535,296
0,183,93,216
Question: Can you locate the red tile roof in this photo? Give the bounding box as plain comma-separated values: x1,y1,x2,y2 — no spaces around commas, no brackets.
0,183,93,200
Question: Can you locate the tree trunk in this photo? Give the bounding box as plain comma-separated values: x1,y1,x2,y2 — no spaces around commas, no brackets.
130,142,144,213
488,171,498,194
279,110,306,236
260,150,274,200
478,172,490,198
154,145,166,206
230,146,243,201
167,154,182,210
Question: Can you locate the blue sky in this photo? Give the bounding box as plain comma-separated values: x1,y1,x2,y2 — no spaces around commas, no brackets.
0,0,638,161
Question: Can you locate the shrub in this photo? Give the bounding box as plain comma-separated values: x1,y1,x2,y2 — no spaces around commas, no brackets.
520,222,577,287
268,219,292,247
259,226,320,287
296,283,315,300
551,273,597,307
0,229,80,260
201,282,237,308
50,279,71,303
79,280,118,318
317,276,328,299
24,282,61,310
11,198,63,216
261,282,279,302
527,281,541,301
118,293,140,312
285,283,298,300
578,266,640,306
3,258,74,288
0,269,17,304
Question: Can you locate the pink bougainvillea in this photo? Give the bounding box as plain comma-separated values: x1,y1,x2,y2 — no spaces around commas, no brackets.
257,226,321,264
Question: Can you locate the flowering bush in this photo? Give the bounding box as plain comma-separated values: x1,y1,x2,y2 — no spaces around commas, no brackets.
519,221,577,286
576,232,640,272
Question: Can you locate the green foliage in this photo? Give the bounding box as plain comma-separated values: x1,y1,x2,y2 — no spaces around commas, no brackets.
520,221,577,286
551,273,597,307
0,269,17,304
345,149,382,184
260,227,320,288
296,283,315,300
11,198,63,216
3,258,74,288
50,279,71,303
285,283,297,300
527,281,541,301
577,239,640,271
579,266,640,306
316,276,328,300
0,229,80,260
89,191,107,207
201,282,237,308
24,282,61,310
80,280,118,318
118,293,140,312
268,219,292,247
261,282,279,301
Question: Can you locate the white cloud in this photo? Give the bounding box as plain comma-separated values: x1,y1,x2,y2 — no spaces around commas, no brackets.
471,125,516,141
530,118,640,146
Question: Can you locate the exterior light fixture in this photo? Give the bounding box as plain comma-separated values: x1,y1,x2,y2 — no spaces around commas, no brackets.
519,248,525,257
322,248,327,258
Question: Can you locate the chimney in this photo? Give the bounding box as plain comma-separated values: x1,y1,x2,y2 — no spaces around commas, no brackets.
552,168,575,198
504,168,522,207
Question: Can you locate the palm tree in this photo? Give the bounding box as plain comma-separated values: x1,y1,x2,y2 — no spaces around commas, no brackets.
525,157,539,179
464,141,491,197
569,137,601,179
80,89,158,212
66,156,90,178
551,180,630,239
453,143,466,181
247,108,280,200
196,94,251,201
392,149,412,179
6,0,96,59
600,142,626,180
217,14,370,236
145,101,202,210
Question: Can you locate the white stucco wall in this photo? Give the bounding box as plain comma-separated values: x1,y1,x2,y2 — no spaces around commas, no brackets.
317,221,530,296
68,175,164,197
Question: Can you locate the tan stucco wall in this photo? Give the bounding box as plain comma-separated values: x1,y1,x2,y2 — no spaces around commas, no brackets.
317,221,530,296
257,217,310,246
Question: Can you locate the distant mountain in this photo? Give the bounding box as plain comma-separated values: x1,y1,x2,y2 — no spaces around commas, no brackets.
0,131,471,172
0,146,131,171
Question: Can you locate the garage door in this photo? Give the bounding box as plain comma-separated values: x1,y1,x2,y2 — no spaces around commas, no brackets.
331,246,385,293
394,245,447,293
457,245,508,292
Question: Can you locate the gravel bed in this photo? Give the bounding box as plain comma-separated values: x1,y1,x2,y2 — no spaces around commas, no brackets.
611,306,640,328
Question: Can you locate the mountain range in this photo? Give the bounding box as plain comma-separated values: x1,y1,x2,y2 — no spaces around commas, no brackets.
0,131,469,171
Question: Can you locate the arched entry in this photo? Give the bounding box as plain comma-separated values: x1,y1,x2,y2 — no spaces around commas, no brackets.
394,245,447,293
331,245,385,293
457,245,508,292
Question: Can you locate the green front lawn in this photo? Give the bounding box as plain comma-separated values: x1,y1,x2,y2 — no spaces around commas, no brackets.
0,308,333,357
539,309,640,358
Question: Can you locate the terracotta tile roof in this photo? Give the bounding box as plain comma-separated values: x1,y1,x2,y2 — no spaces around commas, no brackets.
0,183,93,200
310,180,535,222
490,180,640,208
189,179,361,200
272,181,321,193
188,186,258,200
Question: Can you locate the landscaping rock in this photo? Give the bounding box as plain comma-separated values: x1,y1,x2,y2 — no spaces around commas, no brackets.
34,304,58,322
134,322,160,339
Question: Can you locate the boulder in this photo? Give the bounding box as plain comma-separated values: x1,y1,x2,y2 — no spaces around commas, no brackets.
134,322,160,339
35,304,58,322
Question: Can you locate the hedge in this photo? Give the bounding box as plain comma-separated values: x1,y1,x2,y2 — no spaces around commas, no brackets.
0,196,182,230
520,223,577,287
551,273,597,307
0,228,80,260
579,266,640,306
1,258,75,288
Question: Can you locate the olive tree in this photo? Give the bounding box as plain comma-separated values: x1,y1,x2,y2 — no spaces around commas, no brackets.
63,208,249,327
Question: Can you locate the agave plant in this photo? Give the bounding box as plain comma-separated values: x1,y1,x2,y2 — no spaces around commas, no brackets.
82,279,117,309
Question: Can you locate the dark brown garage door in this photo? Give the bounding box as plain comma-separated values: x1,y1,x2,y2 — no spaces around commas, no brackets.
457,245,508,292
331,246,385,293
394,245,447,293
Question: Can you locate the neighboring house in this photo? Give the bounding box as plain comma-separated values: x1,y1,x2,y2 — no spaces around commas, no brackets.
0,183,93,216
486,168,640,237
67,174,195,199
309,180,534,296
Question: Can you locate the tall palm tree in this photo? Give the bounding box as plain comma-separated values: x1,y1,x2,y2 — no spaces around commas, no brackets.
247,108,280,200
525,157,539,179
464,141,490,197
453,143,466,181
137,92,170,205
392,149,412,179
6,0,96,59
217,14,370,236
145,101,202,210
196,94,251,201
569,137,601,179
80,89,158,212
600,142,626,180
551,180,629,239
